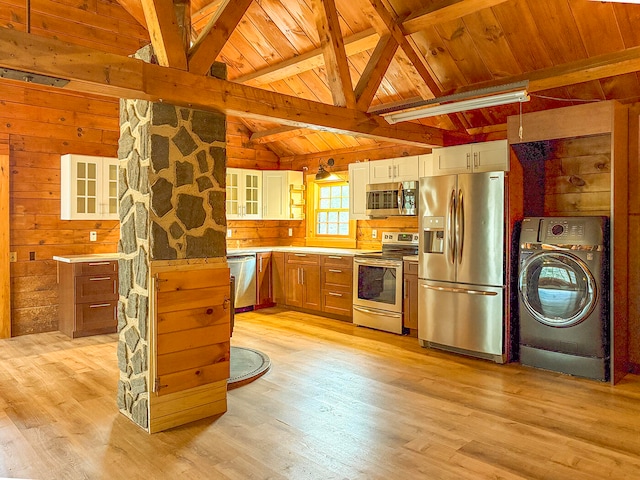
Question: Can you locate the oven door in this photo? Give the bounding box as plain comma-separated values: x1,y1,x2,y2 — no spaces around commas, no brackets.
353,257,403,313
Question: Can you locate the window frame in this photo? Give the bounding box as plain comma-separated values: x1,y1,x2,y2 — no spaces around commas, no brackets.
305,173,356,248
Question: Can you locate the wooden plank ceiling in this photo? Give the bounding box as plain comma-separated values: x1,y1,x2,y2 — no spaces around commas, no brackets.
8,0,640,157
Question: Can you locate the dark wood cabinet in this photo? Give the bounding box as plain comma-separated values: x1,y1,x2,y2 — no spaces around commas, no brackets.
403,260,418,335
58,259,118,338
256,252,273,308
320,254,352,318
285,253,321,311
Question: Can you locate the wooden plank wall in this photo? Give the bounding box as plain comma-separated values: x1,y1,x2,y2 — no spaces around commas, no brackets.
2,0,148,336
513,135,612,218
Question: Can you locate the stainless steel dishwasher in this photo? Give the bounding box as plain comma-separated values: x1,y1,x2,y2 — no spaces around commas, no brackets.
227,254,256,311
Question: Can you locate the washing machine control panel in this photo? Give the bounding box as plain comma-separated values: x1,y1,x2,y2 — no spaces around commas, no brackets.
546,220,585,240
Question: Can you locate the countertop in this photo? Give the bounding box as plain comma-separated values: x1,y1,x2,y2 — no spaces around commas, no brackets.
53,253,120,263
227,246,377,256
403,255,419,262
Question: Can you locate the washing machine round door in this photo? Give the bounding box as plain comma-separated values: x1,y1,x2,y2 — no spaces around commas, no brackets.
519,251,596,327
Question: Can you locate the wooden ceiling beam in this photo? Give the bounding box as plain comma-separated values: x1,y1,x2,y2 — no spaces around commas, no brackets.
313,0,357,108
355,34,399,111
402,0,511,35
140,0,188,69
188,0,253,76
250,126,316,144
0,28,448,147
234,29,379,87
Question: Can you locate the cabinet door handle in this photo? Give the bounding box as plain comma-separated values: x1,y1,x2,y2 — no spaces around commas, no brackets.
89,303,111,308
466,153,471,169
327,256,342,259
474,152,479,167
89,277,111,281
388,165,392,178
259,257,263,272
301,268,304,285
88,262,111,266
404,279,409,299
328,269,342,273
328,292,343,297
294,253,307,257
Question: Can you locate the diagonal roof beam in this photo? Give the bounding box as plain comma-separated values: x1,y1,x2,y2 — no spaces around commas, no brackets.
367,0,468,130
355,34,399,110
140,0,188,69
0,28,451,147
313,0,356,108
188,0,253,76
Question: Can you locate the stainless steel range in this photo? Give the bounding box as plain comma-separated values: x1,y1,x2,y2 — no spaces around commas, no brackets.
353,232,419,334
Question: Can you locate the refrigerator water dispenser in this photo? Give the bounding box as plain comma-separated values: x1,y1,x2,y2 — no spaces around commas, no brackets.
422,216,444,254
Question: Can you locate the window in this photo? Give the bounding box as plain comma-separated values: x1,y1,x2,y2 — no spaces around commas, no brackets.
316,183,349,236
306,176,356,248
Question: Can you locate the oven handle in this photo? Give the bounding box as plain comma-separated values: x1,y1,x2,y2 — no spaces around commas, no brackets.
354,258,400,268
353,305,402,318
421,284,498,296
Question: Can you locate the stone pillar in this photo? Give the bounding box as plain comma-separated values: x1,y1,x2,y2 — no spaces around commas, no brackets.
116,47,227,430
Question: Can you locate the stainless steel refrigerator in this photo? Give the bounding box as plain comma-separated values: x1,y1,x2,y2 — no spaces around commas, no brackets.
418,171,506,363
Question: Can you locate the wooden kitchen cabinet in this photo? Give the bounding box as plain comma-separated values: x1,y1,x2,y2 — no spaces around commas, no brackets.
403,260,418,336
58,259,118,338
285,253,321,311
320,254,352,318
256,251,273,308
271,251,285,304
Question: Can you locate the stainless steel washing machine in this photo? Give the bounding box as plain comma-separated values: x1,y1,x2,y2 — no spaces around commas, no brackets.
518,216,609,381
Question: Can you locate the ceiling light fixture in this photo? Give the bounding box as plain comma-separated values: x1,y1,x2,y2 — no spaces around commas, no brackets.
381,82,530,125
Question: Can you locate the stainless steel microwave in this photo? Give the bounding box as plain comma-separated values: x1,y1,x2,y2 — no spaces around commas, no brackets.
366,181,417,217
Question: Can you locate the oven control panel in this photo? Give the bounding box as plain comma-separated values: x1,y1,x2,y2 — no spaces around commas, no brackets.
382,232,419,244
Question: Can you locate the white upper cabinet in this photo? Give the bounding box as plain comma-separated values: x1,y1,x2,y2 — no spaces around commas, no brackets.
348,162,369,220
418,154,433,178
368,155,419,184
61,154,118,220
431,140,509,176
262,170,304,220
226,168,262,219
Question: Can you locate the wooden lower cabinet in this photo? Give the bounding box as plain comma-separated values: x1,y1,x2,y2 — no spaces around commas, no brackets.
403,260,418,335
58,260,118,338
256,252,273,308
285,253,321,311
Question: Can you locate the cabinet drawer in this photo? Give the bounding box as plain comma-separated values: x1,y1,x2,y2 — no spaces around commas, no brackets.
75,275,118,303
404,261,418,275
321,268,352,289
74,260,118,276
321,254,353,268
322,289,352,317
286,253,320,265
75,301,118,336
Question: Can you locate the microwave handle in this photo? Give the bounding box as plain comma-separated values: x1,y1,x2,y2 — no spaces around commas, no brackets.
397,182,404,215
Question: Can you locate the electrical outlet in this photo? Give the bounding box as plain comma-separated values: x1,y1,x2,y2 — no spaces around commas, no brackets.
227,229,232,238
372,229,377,239
90,231,97,242
9,252,16,262
288,228,293,236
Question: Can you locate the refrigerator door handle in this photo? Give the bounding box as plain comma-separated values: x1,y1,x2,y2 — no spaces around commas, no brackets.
457,188,464,264
448,189,456,264
420,284,498,296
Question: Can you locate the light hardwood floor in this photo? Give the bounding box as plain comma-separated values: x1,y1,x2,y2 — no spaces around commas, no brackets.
1,307,640,479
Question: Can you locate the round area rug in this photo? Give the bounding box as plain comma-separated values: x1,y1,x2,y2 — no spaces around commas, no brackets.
228,346,271,390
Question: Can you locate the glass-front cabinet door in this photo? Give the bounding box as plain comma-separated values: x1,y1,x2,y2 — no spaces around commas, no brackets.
61,154,118,220
226,168,262,219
